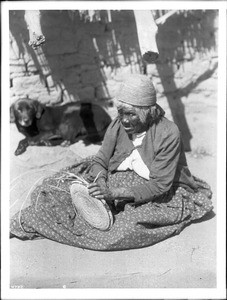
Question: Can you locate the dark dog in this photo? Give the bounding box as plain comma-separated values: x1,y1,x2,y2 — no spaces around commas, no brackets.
10,98,112,155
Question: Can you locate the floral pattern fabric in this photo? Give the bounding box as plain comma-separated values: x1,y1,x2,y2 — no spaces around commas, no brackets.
10,158,213,251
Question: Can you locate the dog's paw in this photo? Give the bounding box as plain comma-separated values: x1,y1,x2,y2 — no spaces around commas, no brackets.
15,148,25,156
60,140,71,147
15,144,27,156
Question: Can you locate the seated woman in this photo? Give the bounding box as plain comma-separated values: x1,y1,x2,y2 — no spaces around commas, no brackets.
10,74,213,251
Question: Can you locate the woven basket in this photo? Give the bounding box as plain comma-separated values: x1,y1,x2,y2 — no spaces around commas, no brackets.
70,183,113,231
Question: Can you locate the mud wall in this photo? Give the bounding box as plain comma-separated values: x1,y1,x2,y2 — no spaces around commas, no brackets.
9,10,218,106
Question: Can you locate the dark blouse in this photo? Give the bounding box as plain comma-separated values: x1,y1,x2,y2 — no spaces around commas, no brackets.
90,117,198,204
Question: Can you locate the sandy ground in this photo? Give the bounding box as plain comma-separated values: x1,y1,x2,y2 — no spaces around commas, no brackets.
9,78,217,289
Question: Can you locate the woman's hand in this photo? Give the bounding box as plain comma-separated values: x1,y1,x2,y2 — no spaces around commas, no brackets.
88,180,135,204
88,182,115,202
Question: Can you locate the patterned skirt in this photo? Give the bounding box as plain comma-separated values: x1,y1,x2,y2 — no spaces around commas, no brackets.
10,157,213,251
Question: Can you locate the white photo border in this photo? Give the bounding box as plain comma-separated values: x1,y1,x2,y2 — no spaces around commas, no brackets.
1,1,226,299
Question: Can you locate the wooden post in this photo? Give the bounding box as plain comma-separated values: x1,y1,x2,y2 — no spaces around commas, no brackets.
24,10,45,49
134,11,159,63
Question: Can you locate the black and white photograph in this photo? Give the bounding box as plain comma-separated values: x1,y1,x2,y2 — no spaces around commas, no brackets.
1,1,226,299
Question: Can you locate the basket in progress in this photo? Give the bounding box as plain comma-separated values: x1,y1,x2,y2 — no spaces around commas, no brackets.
70,183,113,231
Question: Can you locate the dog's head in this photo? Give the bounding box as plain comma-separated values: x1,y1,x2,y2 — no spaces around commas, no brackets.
10,98,44,127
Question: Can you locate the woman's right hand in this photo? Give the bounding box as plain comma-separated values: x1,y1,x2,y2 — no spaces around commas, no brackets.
88,181,115,203
88,182,105,200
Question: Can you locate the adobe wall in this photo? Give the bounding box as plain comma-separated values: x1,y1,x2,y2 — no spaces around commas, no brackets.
9,10,218,105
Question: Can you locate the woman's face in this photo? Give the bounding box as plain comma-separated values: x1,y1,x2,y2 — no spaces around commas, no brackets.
117,105,147,134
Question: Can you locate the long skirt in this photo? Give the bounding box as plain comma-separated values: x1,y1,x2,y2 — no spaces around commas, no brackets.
10,157,213,251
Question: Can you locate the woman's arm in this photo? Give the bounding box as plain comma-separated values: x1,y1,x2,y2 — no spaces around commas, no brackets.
131,124,182,204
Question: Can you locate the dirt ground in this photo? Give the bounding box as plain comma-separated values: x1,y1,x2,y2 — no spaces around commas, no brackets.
9,77,218,289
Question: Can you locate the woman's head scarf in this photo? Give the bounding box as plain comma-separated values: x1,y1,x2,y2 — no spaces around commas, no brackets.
116,74,157,107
